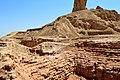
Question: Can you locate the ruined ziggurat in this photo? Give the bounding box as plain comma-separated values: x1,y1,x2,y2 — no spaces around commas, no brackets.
1,0,120,80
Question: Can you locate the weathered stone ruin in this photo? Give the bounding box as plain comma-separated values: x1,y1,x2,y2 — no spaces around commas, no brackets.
73,0,87,12
1,0,120,80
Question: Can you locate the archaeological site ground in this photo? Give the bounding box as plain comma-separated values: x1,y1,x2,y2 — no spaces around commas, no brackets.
0,0,120,80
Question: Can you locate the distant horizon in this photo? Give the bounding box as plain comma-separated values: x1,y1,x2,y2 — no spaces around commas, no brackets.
0,0,120,37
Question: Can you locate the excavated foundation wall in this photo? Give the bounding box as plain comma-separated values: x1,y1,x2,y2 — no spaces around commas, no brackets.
74,41,120,80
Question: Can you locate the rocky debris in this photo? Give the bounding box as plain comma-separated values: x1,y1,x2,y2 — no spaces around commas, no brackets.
0,39,120,80
29,42,70,56
29,45,44,56
75,62,120,80
29,48,43,55
96,6,104,10
0,42,7,47
92,9,120,21
0,41,76,80
73,40,120,80
66,9,120,35
20,39,40,47
75,41,120,55
67,74,85,80
79,41,120,49
20,38,55,47
2,65,12,71
0,52,18,80
73,0,87,12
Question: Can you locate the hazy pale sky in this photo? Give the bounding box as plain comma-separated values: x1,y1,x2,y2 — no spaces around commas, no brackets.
0,0,120,37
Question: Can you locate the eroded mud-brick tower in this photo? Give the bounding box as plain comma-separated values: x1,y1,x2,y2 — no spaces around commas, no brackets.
73,0,87,12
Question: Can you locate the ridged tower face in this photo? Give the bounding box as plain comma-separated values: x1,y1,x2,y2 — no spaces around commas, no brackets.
73,0,87,12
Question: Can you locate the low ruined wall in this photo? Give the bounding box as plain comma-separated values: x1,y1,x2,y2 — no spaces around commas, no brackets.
20,40,40,47
7,42,30,54
75,64,120,80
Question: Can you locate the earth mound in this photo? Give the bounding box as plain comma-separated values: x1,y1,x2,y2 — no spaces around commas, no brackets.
2,8,120,41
